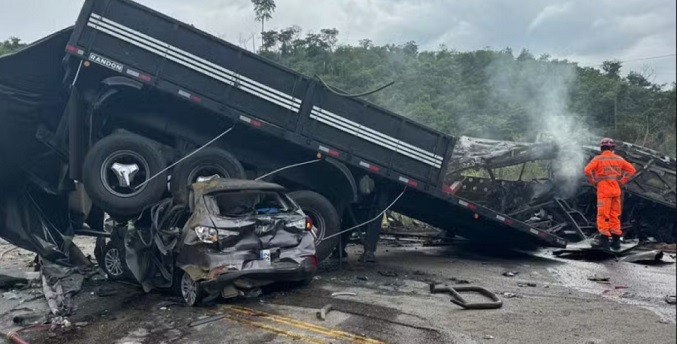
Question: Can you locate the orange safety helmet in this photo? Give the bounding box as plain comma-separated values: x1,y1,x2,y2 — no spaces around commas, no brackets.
600,137,615,149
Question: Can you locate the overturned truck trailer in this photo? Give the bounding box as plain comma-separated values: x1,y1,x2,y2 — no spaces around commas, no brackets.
447,136,676,244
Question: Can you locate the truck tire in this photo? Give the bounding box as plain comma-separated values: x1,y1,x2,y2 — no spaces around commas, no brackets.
169,147,246,204
288,190,340,263
82,133,167,218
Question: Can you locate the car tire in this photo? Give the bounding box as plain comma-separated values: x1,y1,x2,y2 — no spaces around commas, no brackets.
170,147,246,204
82,134,167,218
178,269,205,307
288,190,340,263
101,241,129,281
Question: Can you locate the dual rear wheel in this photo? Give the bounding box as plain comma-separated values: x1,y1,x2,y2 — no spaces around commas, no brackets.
82,133,246,217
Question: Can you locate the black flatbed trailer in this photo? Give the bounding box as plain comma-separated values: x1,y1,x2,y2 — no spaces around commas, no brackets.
0,0,567,260
59,0,567,250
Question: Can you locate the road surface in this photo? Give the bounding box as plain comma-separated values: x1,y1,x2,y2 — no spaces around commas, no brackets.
1,238,675,344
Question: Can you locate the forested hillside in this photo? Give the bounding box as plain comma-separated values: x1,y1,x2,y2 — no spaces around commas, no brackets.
257,28,675,156
2,26,674,155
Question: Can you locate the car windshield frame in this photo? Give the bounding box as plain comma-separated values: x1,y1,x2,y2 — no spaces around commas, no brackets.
202,189,297,217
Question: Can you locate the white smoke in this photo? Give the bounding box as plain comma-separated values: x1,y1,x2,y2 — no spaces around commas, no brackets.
485,57,593,196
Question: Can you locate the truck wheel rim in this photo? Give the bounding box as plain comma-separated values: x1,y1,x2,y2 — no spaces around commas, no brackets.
304,209,326,246
101,150,151,198
181,272,198,305
187,163,231,184
104,248,124,277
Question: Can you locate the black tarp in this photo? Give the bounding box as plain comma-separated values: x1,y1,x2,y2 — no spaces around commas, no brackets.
0,28,82,262
0,27,72,189
0,185,74,265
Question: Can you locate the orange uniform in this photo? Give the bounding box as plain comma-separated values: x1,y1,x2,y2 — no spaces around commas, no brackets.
583,150,636,237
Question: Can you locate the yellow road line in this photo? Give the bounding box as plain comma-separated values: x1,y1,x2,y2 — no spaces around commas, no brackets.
225,305,387,344
224,313,328,344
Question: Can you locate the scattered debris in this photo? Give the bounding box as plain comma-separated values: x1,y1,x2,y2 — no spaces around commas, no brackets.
587,276,610,282
41,260,84,316
378,271,398,277
449,277,470,284
3,291,21,300
316,304,334,321
188,314,225,327
244,288,263,298
157,299,184,309
24,272,41,281
356,276,369,281
75,321,89,327
517,282,537,287
331,292,357,297
413,270,425,276
484,335,495,339
502,292,518,299
12,312,45,325
614,286,628,290
0,275,29,289
620,250,670,264
665,295,676,305
96,286,118,297
430,284,503,310
502,271,519,277
639,242,676,254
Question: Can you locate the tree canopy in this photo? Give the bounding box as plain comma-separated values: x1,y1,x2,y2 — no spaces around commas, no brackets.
250,0,276,34
0,37,25,56
258,27,675,155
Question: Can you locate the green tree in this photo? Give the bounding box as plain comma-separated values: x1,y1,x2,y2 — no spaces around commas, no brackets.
251,0,276,40
0,37,25,56
601,60,622,79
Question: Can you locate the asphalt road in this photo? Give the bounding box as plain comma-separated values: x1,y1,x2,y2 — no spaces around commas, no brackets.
1,238,675,344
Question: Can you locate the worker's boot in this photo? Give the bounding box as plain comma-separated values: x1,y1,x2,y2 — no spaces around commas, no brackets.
591,235,610,251
610,235,622,251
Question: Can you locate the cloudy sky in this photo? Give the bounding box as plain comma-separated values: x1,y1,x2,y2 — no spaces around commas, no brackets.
2,0,675,84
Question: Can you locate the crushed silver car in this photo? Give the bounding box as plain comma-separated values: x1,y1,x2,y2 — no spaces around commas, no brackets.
107,179,317,306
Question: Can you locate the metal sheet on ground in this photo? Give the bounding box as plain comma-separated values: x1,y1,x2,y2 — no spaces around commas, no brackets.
553,239,641,257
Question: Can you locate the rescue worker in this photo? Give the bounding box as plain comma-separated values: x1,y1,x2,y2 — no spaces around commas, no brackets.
584,138,636,250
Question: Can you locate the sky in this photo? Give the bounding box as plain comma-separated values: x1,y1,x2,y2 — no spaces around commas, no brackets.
2,0,675,84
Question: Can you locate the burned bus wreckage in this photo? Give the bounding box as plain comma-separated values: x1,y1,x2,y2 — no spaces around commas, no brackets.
447,136,676,245
0,0,675,314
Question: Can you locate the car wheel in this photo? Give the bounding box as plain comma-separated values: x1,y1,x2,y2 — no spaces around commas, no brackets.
288,190,340,263
101,241,127,280
170,147,246,204
179,270,205,307
82,134,167,218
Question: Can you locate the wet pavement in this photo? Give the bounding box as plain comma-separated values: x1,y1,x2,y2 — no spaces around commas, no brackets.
547,251,676,322
1,238,675,344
